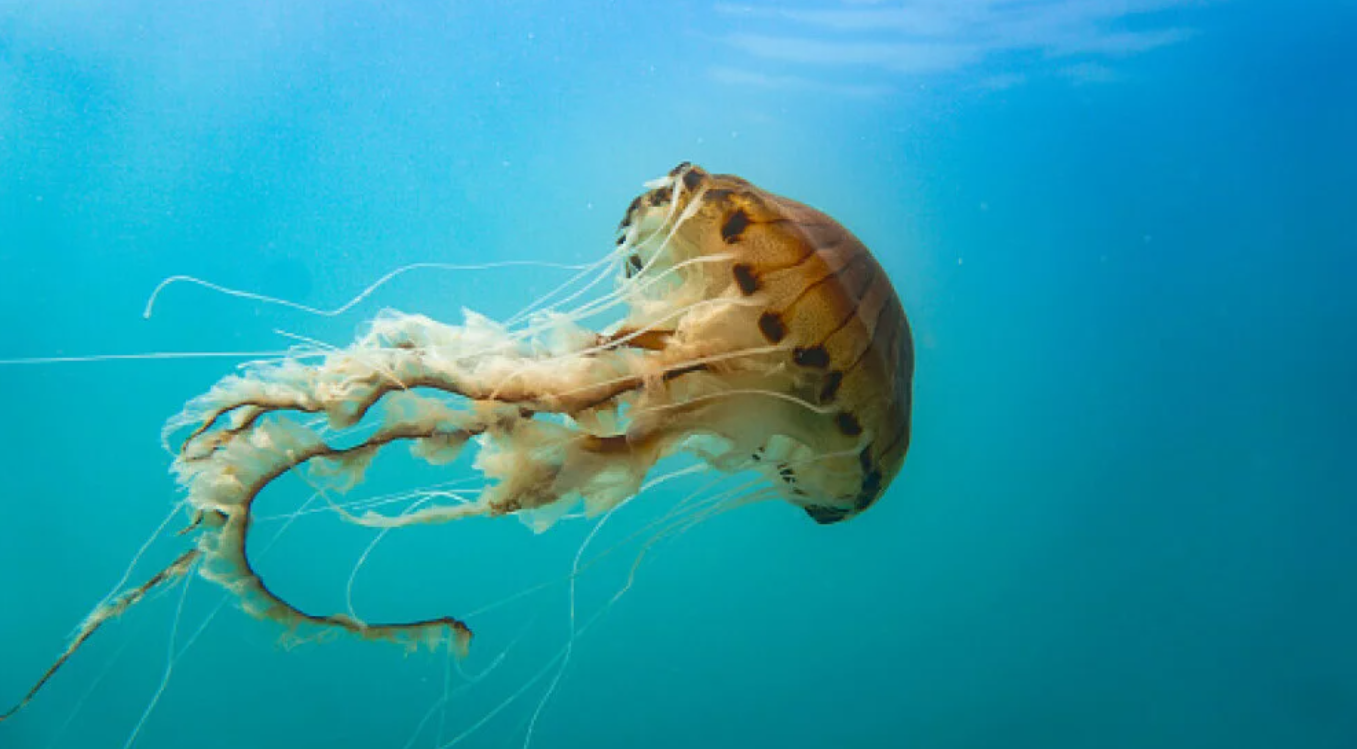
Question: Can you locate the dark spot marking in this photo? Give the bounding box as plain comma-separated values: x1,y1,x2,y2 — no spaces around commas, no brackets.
854,470,883,511
778,464,795,483
721,209,751,243
861,469,882,496
703,188,734,203
835,411,862,437
627,254,643,275
682,168,703,192
615,233,627,246
669,161,691,177
732,263,758,295
625,195,643,214
647,185,672,207
818,370,843,403
792,346,830,369
805,505,849,525
858,446,874,472
758,312,785,343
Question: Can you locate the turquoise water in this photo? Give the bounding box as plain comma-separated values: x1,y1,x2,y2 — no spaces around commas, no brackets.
2,2,1355,748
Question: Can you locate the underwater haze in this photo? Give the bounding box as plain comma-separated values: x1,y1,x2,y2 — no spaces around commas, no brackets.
2,1,1355,748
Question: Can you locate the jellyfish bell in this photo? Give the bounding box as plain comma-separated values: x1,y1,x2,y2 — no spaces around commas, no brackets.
0,162,914,723
615,162,913,523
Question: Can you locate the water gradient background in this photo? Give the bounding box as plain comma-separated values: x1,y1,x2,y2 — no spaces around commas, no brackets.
1,2,1355,748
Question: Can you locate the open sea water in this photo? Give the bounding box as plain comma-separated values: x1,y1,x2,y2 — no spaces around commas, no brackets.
1,2,1354,748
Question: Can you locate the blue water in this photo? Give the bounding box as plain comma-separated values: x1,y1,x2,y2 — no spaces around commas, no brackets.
2,2,1355,748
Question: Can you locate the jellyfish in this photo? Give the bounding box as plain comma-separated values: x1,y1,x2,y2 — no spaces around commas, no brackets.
1,162,914,721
